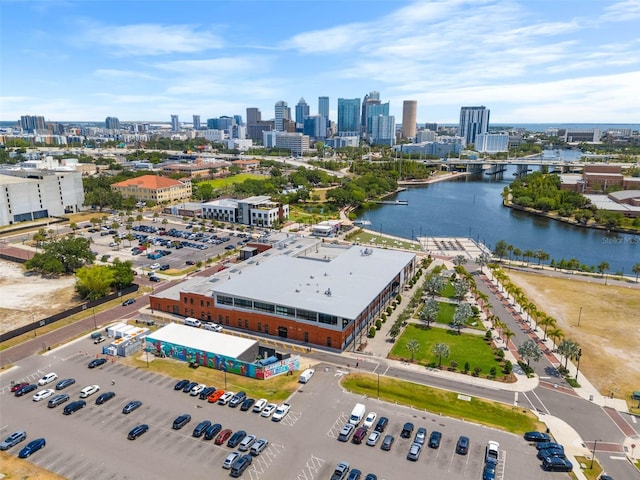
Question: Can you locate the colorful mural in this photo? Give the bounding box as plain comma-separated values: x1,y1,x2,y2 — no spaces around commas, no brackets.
145,338,299,380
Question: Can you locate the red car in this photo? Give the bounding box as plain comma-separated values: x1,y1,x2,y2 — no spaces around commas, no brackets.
11,382,29,393
215,429,232,445
208,389,225,403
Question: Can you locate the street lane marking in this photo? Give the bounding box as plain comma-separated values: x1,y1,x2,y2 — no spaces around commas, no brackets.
609,455,627,460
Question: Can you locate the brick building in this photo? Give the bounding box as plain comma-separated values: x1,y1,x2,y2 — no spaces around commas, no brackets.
111,175,191,203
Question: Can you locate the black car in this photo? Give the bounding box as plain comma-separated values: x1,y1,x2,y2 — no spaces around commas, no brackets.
192,420,212,438
227,430,247,448
199,387,216,400
400,422,414,438
63,400,86,415
122,298,136,306
428,431,442,449
14,384,38,397
48,393,70,408
128,424,149,440
182,381,198,393
174,379,190,391
374,417,389,433
524,431,551,442
159,264,170,271
230,454,252,478
536,441,563,451
149,276,161,282
380,434,395,451
123,400,143,414
537,447,566,460
88,358,107,369
229,391,247,408
240,398,256,411
172,414,191,429
55,378,76,390
456,435,470,455
542,456,573,472
96,391,116,405
204,423,222,441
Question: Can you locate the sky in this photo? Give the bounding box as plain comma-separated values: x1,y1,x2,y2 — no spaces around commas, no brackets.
1,0,640,124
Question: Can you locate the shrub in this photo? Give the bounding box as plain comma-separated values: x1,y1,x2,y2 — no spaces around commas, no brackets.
485,330,493,340
381,313,387,321
503,360,513,374
463,361,470,373
472,367,482,377
368,326,376,338
449,361,458,371
386,306,393,315
375,319,382,330
489,366,497,377
396,295,402,303
496,349,505,359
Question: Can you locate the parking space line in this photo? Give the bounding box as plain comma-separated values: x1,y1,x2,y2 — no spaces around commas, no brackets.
296,454,326,480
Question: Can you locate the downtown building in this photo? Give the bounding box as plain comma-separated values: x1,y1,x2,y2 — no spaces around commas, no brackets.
458,106,490,146
474,133,509,153
337,98,361,135
402,100,417,139
201,195,289,227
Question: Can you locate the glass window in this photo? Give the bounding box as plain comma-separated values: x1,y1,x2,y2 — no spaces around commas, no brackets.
217,295,233,306
254,301,275,313
319,313,338,325
234,298,252,309
276,305,296,317
296,309,317,322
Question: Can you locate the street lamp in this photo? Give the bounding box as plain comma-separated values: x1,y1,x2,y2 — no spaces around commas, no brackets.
575,348,582,381
92,306,97,330
377,373,380,400
577,306,583,327
590,439,600,469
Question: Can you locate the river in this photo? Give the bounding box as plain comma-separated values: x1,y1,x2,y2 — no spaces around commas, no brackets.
357,165,639,274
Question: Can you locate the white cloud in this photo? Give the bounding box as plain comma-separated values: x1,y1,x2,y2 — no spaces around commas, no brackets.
94,69,156,80
154,56,269,74
80,23,222,55
600,0,640,22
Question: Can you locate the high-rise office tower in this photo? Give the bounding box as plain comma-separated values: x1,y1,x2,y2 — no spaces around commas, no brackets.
234,115,243,126
459,106,490,146
318,96,329,120
370,115,396,146
246,108,261,126
361,91,381,134
274,101,290,131
105,116,120,130
295,98,310,125
303,115,327,139
337,98,361,134
171,114,180,131
192,115,201,130
402,100,417,138
20,115,45,132
367,102,389,135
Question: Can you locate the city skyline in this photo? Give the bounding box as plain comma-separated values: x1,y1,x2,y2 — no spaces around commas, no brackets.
1,0,639,123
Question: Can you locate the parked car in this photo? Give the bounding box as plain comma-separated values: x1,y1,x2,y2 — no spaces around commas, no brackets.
63,400,86,415
0,430,27,450
364,475,378,480
208,389,225,403
407,442,422,461
229,454,252,478
190,384,206,396
272,402,291,421
456,435,470,455
229,391,247,408
88,358,107,368
352,426,368,444
10,382,29,393
250,438,269,456
485,440,500,465
204,323,223,332
537,447,566,460
79,385,100,398
172,414,191,430
366,430,381,447
428,431,442,449
400,422,414,438
174,379,190,391
122,400,143,414
240,397,256,411
15,384,37,397
338,423,355,442
94,336,106,344
482,464,496,480
227,430,247,448
33,389,55,402
374,416,389,433
238,434,256,452
536,441,563,451
381,434,395,451
182,381,198,393
200,386,216,400
55,378,76,390
95,391,115,405
149,275,161,282
414,427,427,445
48,393,70,408
127,424,149,440
218,391,235,405
542,456,573,472
347,469,362,480
524,431,551,442
215,429,233,445
204,423,222,441
18,438,46,458
37,372,58,386
260,403,277,418
223,451,241,469
252,398,268,413
192,420,212,438
363,412,377,429
330,462,350,480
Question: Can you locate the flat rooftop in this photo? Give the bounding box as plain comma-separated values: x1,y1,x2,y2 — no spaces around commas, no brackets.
146,323,257,358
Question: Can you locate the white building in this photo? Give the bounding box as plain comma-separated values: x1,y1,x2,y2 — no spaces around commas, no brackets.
199,129,226,142
474,133,509,153
0,169,85,225
415,129,436,142
202,195,289,227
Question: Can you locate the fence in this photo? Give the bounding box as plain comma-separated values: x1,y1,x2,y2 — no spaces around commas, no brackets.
0,284,139,343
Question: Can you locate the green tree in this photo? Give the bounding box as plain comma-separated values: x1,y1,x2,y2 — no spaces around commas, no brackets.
493,240,509,260
453,279,469,303
453,255,467,267
432,343,450,368
419,298,440,329
517,340,542,367
597,261,609,277
452,302,472,334
110,258,135,289
25,237,94,274
633,263,640,283
503,328,515,348
557,339,579,369
425,275,444,297
406,339,420,362
75,265,115,300
537,314,557,340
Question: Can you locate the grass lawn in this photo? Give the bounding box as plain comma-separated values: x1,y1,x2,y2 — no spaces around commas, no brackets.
436,302,456,324
573,456,602,480
350,231,421,251
198,173,263,188
289,204,339,224
122,353,299,402
391,324,500,374
342,373,541,435
440,282,456,298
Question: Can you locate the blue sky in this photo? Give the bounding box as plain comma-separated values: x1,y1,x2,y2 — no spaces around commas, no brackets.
2,0,639,124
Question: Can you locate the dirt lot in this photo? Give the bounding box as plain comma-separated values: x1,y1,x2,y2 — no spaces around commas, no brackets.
507,270,640,403
0,260,79,335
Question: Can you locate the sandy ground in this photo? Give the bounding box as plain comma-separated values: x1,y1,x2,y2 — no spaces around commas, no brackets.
0,260,78,334
507,270,640,399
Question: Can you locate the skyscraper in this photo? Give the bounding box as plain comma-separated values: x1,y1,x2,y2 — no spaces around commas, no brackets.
192,115,201,130
171,114,180,131
295,97,310,125
367,102,389,135
274,101,290,131
318,96,329,120
402,100,417,139
105,116,120,130
370,115,396,146
459,106,490,146
337,98,361,134
303,115,327,139
361,91,381,134
20,115,45,132
246,108,261,126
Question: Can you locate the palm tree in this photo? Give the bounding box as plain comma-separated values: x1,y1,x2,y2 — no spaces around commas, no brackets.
419,298,439,329
597,261,609,278
537,314,557,340
557,339,579,369
475,253,491,272
523,249,534,266
513,248,522,263
453,255,467,267
432,343,450,368
517,340,542,366
406,339,420,362
503,328,515,349
547,327,564,350
452,302,472,334
523,301,537,325
633,263,640,283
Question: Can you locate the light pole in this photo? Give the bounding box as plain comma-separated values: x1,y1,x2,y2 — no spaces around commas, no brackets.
577,306,583,327
575,348,582,381
377,373,380,400
92,307,97,330
590,439,600,469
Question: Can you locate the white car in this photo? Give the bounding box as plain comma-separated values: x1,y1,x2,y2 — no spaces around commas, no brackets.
190,384,206,396
363,412,377,429
271,403,291,422
366,430,381,446
150,263,160,270
218,391,234,405
203,323,223,332
223,452,241,469
33,389,55,402
252,398,268,413
79,385,100,398
38,373,58,386
260,403,277,418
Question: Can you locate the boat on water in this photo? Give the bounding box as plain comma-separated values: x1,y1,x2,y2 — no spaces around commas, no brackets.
353,219,372,226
